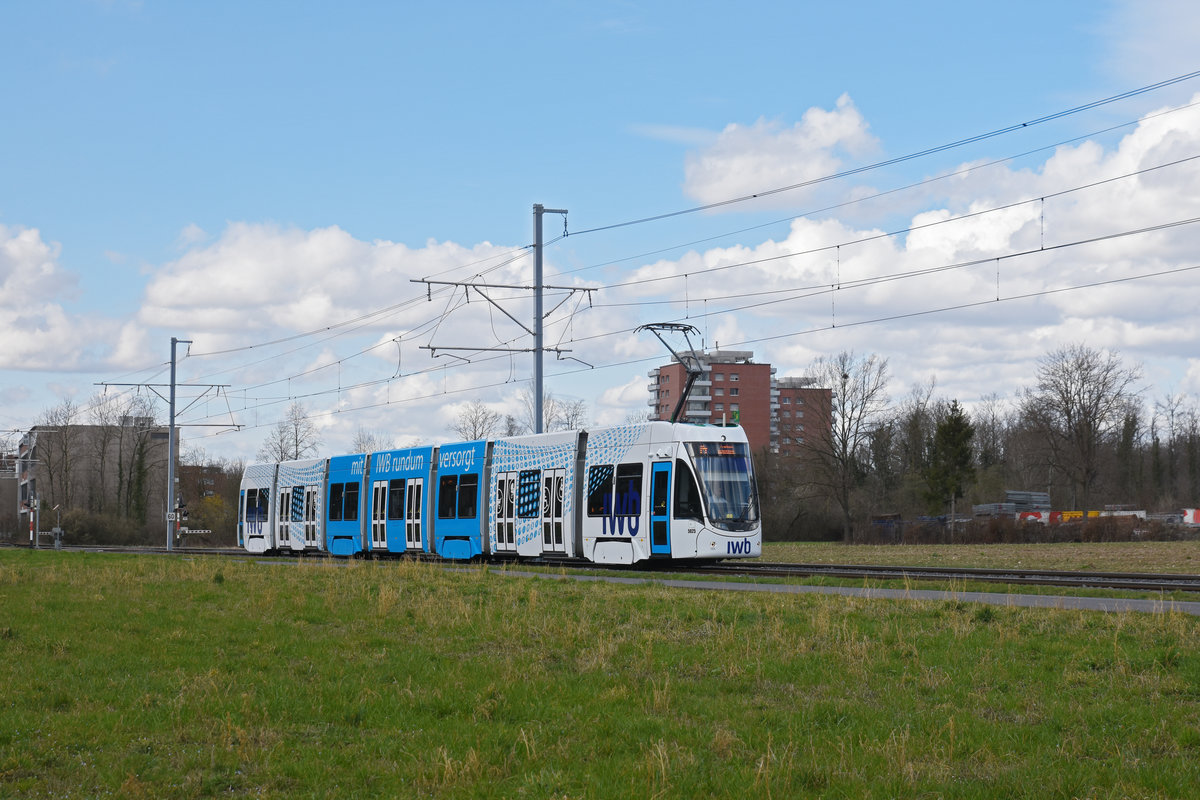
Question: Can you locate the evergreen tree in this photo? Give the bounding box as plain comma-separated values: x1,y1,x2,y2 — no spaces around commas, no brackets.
924,400,976,514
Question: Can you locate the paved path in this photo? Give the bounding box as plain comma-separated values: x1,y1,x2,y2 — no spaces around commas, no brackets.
502,569,1200,616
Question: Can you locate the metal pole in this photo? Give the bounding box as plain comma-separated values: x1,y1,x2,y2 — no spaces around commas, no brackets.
533,205,544,434
166,337,192,550
167,337,178,550
532,204,566,435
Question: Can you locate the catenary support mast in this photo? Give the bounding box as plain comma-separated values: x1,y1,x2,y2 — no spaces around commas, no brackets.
413,203,584,435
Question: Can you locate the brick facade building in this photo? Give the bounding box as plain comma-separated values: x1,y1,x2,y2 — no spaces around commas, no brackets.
648,350,831,454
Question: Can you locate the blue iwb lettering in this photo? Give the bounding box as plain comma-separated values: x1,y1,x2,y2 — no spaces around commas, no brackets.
726,538,752,554
600,491,641,536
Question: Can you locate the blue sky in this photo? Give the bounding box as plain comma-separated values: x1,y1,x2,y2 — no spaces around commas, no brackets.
3,0,1200,460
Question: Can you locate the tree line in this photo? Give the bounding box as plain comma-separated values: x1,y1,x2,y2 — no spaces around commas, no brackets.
760,343,1200,541
14,394,171,543
14,343,1197,546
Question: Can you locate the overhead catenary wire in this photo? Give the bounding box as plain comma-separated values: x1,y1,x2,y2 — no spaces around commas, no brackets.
165,71,1200,437
577,151,1200,297
178,209,1199,431
162,71,1200,386
567,69,1200,237
560,98,1200,279
171,83,1200,404
182,259,1200,439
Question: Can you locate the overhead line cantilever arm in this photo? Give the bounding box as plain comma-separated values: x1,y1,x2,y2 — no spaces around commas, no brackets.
472,287,534,335
411,278,582,292
636,322,705,424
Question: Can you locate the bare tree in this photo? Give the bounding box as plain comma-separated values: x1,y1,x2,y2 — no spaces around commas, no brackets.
516,382,561,434
806,351,890,541
552,398,589,431
971,392,1012,503
351,427,393,453
624,409,652,425
87,393,122,512
257,402,323,462
87,393,159,521
1019,343,1142,510
450,400,501,441
973,393,1008,471
116,398,160,524
36,398,83,511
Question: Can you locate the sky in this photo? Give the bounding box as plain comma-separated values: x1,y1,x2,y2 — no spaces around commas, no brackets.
3,0,1200,463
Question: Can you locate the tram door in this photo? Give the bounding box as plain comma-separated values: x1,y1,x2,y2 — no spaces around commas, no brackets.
405,478,424,551
304,486,319,547
542,469,566,554
276,488,291,548
650,461,671,556
495,473,516,551
370,480,388,550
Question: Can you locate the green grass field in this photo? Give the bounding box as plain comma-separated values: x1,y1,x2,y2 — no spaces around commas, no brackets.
766,539,1200,574
2,549,1199,798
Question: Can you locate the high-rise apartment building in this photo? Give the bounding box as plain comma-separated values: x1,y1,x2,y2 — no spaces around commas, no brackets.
647,349,830,454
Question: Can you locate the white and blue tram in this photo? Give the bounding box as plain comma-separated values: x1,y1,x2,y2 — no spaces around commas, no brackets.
238,421,761,564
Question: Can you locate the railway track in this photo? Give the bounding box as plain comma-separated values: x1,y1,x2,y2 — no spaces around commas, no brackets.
9,543,1200,594
673,560,1200,594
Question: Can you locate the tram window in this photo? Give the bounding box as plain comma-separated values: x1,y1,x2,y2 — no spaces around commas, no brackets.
673,460,703,521
504,477,515,519
652,469,669,515
615,463,643,516
438,475,459,518
587,465,614,516
388,480,405,520
344,482,359,522
458,474,479,519
517,470,541,518
245,489,266,522
328,483,344,521
292,486,305,521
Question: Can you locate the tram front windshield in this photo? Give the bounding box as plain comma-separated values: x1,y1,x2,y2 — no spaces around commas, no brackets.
685,441,759,532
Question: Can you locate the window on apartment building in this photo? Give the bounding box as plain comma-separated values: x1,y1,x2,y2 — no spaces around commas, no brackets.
714,403,723,411
661,374,669,382
782,410,790,418
730,373,739,381
714,373,724,382
730,388,739,396
731,403,739,412
781,396,790,404
715,388,724,397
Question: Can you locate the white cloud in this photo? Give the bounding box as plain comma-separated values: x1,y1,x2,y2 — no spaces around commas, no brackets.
596,373,650,423
175,222,210,249
9,86,1200,460
0,225,128,371
1100,0,1200,89
615,94,1200,411
629,123,717,147
682,94,878,207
